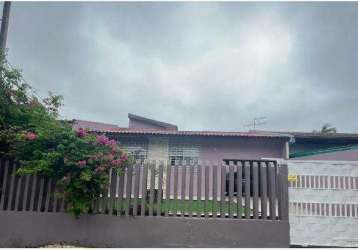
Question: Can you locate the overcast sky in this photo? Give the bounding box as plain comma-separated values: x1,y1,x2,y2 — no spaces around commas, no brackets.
5,2,358,132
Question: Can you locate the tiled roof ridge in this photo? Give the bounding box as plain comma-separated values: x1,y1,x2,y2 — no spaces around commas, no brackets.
88,127,291,139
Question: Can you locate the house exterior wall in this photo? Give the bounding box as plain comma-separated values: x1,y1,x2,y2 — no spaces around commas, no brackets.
148,137,169,162
129,119,164,130
147,137,169,189
198,136,286,162
110,134,288,198
114,134,287,163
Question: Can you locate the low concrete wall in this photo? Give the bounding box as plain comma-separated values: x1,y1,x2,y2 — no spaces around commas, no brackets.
0,211,289,247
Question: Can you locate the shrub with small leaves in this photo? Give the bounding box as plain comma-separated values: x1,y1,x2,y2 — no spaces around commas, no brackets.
0,53,132,217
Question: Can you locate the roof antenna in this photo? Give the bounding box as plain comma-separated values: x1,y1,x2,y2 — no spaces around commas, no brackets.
245,117,267,130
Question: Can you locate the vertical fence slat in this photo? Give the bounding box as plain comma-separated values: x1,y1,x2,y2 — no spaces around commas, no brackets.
14,174,23,211
7,163,17,211
277,164,283,219
260,162,267,219
44,179,52,212
279,163,289,220
237,162,243,218
53,190,59,213
124,165,133,216
157,162,164,216
212,163,218,218
252,162,259,219
149,161,156,216
141,163,148,216
133,164,141,216
197,163,202,217
0,160,9,210
98,189,104,214
117,171,125,216
132,165,140,216
268,162,277,220
188,164,194,217
204,165,210,218
173,165,179,216
244,161,251,219
220,164,226,218
37,177,45,212
181,164,187,217
30,174,37,211
22,175,30,211
228,162,234,218
104,169,112,214
110,169,118,215
164,164,171,217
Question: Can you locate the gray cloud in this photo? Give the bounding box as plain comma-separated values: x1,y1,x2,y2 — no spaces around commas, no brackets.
6,2,358,132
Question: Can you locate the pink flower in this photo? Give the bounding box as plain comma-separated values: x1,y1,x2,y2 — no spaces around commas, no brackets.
76,160,86,168
96,135,110,145
108,139,117,146
25,132,37,140
111,159,121,166
111,145,118,154
120,154,128,161
75,128,87,138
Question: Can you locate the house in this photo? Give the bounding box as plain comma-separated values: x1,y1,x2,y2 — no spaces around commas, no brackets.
256,131,358,161
73,113,292,165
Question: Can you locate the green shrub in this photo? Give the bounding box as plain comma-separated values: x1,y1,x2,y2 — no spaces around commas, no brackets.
0,54,131,217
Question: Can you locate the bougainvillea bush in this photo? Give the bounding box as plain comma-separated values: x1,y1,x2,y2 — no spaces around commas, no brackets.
0,54,131,217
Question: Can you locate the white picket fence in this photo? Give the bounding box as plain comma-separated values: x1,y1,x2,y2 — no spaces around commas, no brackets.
288,160,358,247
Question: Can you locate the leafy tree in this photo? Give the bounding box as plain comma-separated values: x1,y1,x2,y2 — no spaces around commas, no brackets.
312,123,337,134
0,53,132,217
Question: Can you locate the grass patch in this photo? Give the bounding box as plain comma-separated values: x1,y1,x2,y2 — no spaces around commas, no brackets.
96,197,247,216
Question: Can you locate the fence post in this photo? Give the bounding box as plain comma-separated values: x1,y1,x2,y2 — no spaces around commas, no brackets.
278,163,289,220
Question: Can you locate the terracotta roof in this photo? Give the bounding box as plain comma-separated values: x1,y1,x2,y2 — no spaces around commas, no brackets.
72,119,120,131
88,127,292,139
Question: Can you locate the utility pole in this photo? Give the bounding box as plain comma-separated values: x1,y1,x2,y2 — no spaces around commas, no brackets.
0,1,11,55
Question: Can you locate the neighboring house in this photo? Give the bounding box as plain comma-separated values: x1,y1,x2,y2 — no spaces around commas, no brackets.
73,113,292,165
290,145,358,161
254,130,358,161
288,131,358,158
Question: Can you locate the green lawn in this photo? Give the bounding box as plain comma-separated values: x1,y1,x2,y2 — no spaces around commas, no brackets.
95,197,248,216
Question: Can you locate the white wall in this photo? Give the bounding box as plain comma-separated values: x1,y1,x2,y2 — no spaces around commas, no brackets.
288,160,358,247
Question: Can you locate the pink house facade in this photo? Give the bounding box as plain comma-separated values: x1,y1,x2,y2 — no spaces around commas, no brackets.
72,114,291,198
73,113,292,165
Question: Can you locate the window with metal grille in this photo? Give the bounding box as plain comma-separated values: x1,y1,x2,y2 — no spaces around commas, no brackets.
118,137,148,162
168,142,200,166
